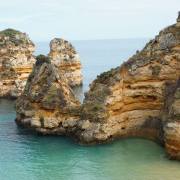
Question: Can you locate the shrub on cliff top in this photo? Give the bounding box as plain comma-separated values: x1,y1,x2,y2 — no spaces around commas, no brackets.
0,28,21,37
36,54,51,66
0,28,28,46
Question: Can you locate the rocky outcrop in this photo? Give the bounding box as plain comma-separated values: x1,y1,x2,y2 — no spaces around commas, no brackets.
163,79,180,160
48,38,82,87
16,55,80,135
76,17,180,144
16,13,180,160
0,29,35,98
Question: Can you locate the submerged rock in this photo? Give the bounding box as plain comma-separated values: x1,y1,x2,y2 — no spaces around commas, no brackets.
48,38,83,87
0,29,35,98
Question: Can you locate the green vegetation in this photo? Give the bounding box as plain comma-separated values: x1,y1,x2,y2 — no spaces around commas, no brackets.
0,28,28,46
0,28,21,37
175,89,180,99
36,54,51,66
45,85,58,102
96,67,119,84
150,65,161,76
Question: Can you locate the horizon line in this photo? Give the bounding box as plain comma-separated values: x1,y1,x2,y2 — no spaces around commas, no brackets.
34,37,150,43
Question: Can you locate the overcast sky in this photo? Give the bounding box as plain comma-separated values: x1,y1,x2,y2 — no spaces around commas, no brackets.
0,0,180,41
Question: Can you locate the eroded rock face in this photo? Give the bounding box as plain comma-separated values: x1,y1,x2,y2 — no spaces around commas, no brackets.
0,29,35,98
15,14,180,160
48,38,83,87
16,55,81,134
163,80,180,160
76,18,180,144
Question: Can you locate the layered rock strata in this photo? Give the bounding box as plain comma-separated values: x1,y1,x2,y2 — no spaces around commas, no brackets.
48,38,83,87
0,29,35,98
16,14,180,160
77,17,180,144
16,55,80,135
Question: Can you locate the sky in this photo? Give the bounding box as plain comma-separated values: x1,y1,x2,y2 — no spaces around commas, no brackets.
0,0,180,41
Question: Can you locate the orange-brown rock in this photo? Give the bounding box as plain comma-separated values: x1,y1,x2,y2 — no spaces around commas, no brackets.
0,29,35,98
48,38,83,87
16,55,80,135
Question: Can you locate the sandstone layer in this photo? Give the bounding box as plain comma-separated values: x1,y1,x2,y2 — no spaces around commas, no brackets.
16,14,180,160
48,38,83,87
0,29,35,98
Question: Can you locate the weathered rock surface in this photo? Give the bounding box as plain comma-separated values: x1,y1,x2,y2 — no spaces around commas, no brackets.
77,17,180,144
48,38,83,87
0,29,35,98
16,55,80,135
16,14,180,160
163,79,180,160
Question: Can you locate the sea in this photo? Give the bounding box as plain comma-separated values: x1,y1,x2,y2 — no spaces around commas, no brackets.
0,39,180,180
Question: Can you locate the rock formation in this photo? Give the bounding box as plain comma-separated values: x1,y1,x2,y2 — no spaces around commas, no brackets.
48,38,83,87
16,13,180,160
77,15,180,145
16,55,80,135
163,79,180,160
0,29,35,98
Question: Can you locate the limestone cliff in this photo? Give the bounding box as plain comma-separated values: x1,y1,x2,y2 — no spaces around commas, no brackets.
16,55,80,135
16,14,180,160
0,29,35,98
77,17,180,144
48,38,83,87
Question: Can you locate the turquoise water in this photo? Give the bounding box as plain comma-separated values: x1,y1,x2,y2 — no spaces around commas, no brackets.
1,39,180,180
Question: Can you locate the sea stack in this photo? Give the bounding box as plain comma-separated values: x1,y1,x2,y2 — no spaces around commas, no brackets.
0,29,35,98
16,55,80,134
48,38,83,87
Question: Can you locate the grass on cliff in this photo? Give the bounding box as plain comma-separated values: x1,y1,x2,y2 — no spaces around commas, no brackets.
0,29,21,37
36,55,51,66
0,28,28,46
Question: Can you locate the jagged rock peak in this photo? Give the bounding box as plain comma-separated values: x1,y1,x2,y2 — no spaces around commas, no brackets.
0,28,35,98
16,55,81,134
48,38,83,87
49,38,79,62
